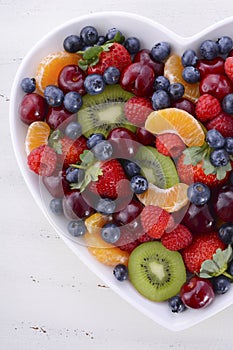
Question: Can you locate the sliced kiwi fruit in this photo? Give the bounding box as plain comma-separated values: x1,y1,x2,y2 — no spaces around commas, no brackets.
77,84,135,138
135,146,179,189
128,241,186,302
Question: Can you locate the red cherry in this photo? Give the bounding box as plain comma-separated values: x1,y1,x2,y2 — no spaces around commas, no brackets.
58,65,86,95
107,127,139,158
42,170,70,198
213,185,233,222
171,98,196,116
180,276,214,309
113,198,144,225
120,62,155,97
197,57,225,78
46,106,74,130
63,190,95,220
19,93,47,124
133,49,164,76
135,127,156,146
200,73,233,100
182,203,216,233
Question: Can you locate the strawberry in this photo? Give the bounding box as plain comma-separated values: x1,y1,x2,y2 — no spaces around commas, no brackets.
59,135,87,168
124,96,153,127
161,224,193,251
224,56,233,82
140,205,171,239
155,133,186,158
182,232,226,273
27,145,57,177
78,42,131,75
205,112,233,138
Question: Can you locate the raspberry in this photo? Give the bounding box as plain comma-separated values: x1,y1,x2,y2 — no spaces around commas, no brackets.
161,224,193,251
124,96,153,127
140,205,170,239
195,93,221,122
136,232,154,243
205,112,233,138
224,56,233,82
182,232,226,273
27,145,57,176
155,133,186,158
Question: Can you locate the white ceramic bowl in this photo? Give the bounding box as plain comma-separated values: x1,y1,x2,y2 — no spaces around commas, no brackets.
10,11,233,331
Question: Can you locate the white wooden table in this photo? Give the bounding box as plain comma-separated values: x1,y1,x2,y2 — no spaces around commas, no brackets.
1,0,233,348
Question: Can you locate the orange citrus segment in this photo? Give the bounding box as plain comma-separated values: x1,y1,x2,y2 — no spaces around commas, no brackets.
84,213,129,266
25,121,51,155
35,51,81,94
137,182,189,212
164,54,200,103
145,108,205,147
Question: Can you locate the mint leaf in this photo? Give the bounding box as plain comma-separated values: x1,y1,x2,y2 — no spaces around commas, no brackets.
199,245,233,278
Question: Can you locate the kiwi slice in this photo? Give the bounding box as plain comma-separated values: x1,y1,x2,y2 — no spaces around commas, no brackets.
135,146,179,189
77,84,135,138
128,241,186,302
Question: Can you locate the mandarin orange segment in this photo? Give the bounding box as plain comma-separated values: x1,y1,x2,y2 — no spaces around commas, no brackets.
145,108,205,147
25,121,51,155
84,213,129,266
35,51,81,94
136,182,189,212
164,54,200,103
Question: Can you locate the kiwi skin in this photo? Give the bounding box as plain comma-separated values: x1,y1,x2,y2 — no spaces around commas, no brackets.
128,241,186,302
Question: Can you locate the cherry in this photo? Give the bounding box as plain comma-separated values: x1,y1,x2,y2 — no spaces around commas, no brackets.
180,276,214,309
213,185,233,222
171,98,196,116
42,170,70,198
133,49,164,76
182,203,216,233
19,93,47,124
58,65,86,95
120,62,155,97
196,57,225,79
200,73,233,100
113,198,143,226
107,127,139,158
135,127,156,146
62,190,95,220
46,106,75,130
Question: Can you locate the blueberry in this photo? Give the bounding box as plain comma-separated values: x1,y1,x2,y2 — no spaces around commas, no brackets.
181,49,198,67
206,129,225,149
187,182,211,206
21,77,36,93
211,276,231,294
168,295,186,313
210,148,229,167
151,90,171,110
96,35,106,46
84,74,105,95
63,35,83,53
92,140,113,161
68,220,87,237
87,133,105,149
63,91,83,113
150,42,171,62
49,198,63,215
154,76,170,91
44,85,64,107
101,223,121,244
168,83,185,100
217,36,233,55
182,66,200,83
65,121,82,140
80,26,98,45
66,166,85,184
96,198,116,215
124,37,140,54
218,222,233,244
225,137,233,155
200,40,219,60
130,175,148,194
106,28,123,41
222,93,233,114
123,160,141,178
113,264,128,281
103,66,120,85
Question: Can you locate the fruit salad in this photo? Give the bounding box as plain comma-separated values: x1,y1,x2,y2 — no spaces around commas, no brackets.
18,24,233,313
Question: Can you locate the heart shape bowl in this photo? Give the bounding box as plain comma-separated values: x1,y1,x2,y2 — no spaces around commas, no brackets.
9,12,233,331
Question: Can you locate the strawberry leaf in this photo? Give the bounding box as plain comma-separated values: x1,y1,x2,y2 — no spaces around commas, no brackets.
78,59,88,71
183,143,208,166
82,46,103,60
199,245,233,278
106,31,125,44
48,130,63,154
216,162,232,180
71,163,102,192
80,150,95,165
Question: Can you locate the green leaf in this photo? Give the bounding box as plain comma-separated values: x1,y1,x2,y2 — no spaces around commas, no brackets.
106,31,125,44
78,59,88,71
183,143,208,166
48,130,63,154
71,163,103,192
80,150,95,165
216,162,232,180
83,46,103,60
202,157,216,175
199,245,233,278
